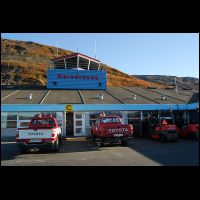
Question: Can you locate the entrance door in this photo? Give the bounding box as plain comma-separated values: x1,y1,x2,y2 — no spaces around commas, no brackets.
66,112,74,137
74,112,85,136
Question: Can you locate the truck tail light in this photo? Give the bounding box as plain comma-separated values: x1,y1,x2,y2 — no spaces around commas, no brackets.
52,133,55,137
102,128,106,133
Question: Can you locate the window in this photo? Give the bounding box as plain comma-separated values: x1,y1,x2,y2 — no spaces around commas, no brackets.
101,117,121,123
75,121,82,126
19,112,39,120
75,113,82,119
75,128,82,134
19,121,30,128
1,112,17,128
18,112,40,128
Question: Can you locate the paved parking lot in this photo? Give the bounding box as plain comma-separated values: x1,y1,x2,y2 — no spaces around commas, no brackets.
1,138,199,166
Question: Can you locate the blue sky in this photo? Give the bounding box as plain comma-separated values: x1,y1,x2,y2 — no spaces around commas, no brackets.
1,33,199,78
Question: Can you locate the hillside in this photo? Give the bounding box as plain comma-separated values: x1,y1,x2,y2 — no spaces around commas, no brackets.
1,38,163,88
132,75,199,90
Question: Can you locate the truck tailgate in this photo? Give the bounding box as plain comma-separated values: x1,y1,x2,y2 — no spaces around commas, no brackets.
17,129,53,139
105,125,132,135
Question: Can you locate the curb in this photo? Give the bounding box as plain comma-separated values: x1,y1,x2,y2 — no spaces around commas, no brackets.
66,137,86,141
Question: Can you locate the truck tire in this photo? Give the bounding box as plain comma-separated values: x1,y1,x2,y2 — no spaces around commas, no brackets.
159,134,166,142
20,148,27,154
58,135,62,144
92,134,96,141
52,137,59,152
99,139,104,147
187,132,197,140
121,140,128,146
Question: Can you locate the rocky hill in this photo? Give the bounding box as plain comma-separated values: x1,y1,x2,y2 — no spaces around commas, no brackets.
132,75,199,90
1,38,163,88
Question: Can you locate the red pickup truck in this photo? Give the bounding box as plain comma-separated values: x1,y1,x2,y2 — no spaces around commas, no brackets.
16,114,62,153
91,116,133,147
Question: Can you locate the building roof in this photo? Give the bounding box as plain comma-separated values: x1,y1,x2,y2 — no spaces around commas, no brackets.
51,53,100,70
51,53,100,63
1,86,199,105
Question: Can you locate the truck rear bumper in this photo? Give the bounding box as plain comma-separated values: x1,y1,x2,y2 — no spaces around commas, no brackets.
101,135,132,142
16,141,55,150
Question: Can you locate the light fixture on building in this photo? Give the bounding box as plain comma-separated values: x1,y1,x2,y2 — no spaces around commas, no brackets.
100,93,104,100
161,94,167,100
133,94,137,100
29,94,33,100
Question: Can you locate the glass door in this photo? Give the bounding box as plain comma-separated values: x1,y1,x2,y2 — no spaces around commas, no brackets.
74,112,85,136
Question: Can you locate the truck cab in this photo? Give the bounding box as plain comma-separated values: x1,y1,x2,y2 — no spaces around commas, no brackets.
16,114,62,153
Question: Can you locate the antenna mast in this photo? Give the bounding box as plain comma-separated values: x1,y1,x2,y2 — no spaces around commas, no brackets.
77,41,79,53
94,40,96,59
56,41,58,56
175,76,179,100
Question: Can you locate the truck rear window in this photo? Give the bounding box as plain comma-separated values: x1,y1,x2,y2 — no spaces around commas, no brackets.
101,118,121,123
31,119,55,126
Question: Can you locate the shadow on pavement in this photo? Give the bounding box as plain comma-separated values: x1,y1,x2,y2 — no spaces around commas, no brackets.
126,138,199,166
1,142,21,161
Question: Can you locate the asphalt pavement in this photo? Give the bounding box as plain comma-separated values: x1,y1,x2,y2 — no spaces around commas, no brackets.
1,138,199,166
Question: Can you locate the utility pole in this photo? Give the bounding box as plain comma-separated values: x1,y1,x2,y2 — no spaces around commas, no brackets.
56,41,58,56
77,41,79,53
94,40,96,59
175,76,179,99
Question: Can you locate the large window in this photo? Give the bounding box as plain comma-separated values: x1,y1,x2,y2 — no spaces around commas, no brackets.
1,112,64,130
1,112,17,128
18,112,39,128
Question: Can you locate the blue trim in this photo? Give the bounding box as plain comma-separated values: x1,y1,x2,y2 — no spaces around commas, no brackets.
1,103,199,112
1,104,66,112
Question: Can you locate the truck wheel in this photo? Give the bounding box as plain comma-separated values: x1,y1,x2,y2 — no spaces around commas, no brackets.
58,135,62,144
121,140,128,146
92,134,96,141
99,139,104,147
20,148,27,154
52,137,59,152
159,135,166,142
187,132,196,140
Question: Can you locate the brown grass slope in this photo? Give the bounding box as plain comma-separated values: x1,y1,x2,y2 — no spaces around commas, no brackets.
1,38,163,88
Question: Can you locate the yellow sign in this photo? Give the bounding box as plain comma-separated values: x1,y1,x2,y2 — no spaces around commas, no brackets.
66,105,73,112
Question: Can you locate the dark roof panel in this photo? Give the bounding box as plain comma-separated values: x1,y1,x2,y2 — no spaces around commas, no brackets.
125,87,186,104
80,90,121,104
1,90,18,99
1,90,48,104
106,87,156,104
41,90,83,104
147,88,190,103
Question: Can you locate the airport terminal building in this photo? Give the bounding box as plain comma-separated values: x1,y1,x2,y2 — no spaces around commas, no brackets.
1,53,199,139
